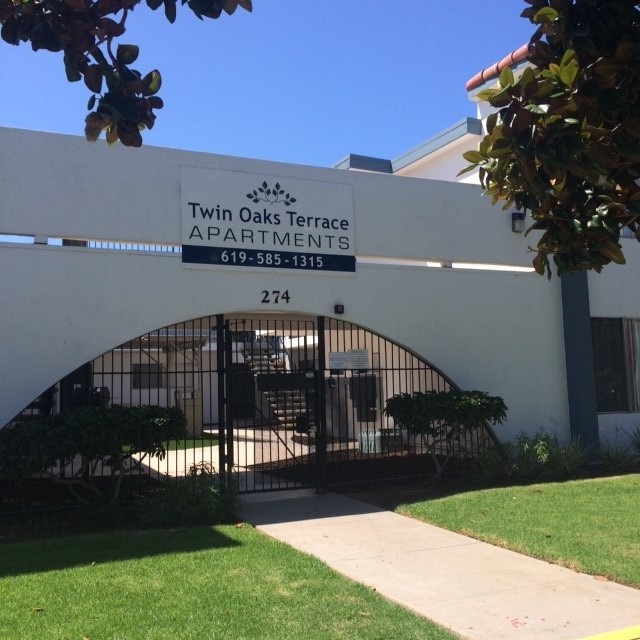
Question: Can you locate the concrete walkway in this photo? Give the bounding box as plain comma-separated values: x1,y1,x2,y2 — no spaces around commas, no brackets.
238,489,640,640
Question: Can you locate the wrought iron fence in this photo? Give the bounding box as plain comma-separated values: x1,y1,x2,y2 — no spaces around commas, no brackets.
2,313,497,514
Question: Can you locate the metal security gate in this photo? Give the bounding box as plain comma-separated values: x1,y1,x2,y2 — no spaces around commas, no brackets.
318,317,494,488
6,313,497,502
216,315,496,493
215,315,324,493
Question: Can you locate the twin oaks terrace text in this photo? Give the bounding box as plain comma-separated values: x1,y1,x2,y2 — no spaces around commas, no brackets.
182,201,355,273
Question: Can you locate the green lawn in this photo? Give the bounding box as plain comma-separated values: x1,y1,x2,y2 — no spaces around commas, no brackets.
397,473,640,588
0,525,454,640
164,436,218,451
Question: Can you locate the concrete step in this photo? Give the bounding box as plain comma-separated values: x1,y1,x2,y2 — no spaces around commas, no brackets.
273,404,307,411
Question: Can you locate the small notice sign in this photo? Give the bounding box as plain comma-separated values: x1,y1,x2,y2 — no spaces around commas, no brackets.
328,349,370,370
347,349,369,369
328,352,349,369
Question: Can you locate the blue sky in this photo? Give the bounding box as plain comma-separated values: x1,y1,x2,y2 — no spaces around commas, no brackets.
0,1,534,167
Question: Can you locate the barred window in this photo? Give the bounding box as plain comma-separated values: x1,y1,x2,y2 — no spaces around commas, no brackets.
132,363,165,389
591,318,640,412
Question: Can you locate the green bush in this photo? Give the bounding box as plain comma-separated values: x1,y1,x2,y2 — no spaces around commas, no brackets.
599,441,638,474
625,424,640,458
510,432,551,479
470,434,547,486
137,463,237,527
467,443,513,486
0,406,187,504
384,389,507,478
473,431,591,485
543,434,590,480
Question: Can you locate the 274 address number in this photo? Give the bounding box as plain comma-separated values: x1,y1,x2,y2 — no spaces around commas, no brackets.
261,290,290,304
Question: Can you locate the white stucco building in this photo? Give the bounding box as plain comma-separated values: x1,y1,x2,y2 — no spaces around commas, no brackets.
2,46,639,490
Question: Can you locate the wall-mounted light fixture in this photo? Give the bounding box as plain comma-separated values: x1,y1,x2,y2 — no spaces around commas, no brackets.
511,210,526,233
334,304,345,315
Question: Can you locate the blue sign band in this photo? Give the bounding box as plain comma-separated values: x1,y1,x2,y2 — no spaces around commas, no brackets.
182,245,356,273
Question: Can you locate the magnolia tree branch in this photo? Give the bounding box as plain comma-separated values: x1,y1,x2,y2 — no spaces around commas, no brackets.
462,0,640,277
0,0,252,146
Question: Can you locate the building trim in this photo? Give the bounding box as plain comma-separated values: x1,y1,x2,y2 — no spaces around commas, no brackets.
333,154,392,173
391,118,482,173
561,272,600,449
334,118,482,176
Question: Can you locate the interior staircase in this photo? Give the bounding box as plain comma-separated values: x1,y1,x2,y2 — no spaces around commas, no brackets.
241,340,313,431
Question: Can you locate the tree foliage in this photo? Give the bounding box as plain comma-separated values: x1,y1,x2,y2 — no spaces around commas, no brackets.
462,0,640,276
0,0,251,146
384,390,506,477
0,405,187,504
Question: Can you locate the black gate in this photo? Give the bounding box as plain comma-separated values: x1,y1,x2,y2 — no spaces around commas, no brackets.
215,315,324,493
6,313,497,498
215,315,496,492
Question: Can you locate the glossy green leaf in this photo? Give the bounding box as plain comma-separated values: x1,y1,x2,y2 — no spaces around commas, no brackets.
1,18,20,45
106,124,119,146
147,96,164,109
142,70,162,95
118,120,143,147
475,88,499,102
63,48,81,82
488,143,513,159
600,241,626,264
560,48,577,67
98,17,125,38
462,150,486,163
116,44,139,65
83,64,103,94
164,0,177,23
84,112,108,142
101,92,141,122
559,59,579,86
534,7,558,23
485,112,498,134
499,66,514,88
456,164,479,177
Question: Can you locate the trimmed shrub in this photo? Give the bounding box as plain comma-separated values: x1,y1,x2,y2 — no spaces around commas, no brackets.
0,406,187,504
384,390,507,478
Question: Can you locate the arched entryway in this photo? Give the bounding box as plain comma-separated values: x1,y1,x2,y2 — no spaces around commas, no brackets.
7,312,497,494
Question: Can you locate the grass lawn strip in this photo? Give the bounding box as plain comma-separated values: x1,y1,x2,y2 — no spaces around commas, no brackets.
164,437,218,451
0,525,455,640
397,474,640,589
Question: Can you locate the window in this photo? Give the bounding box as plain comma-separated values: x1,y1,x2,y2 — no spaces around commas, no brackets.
132,363,165,389
627,320,640,410
591,318,640,412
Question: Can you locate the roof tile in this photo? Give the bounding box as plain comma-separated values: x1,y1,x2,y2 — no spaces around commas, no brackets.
465,43,531,91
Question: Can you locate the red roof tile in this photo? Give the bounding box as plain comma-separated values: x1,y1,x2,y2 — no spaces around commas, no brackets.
465,43,531,92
